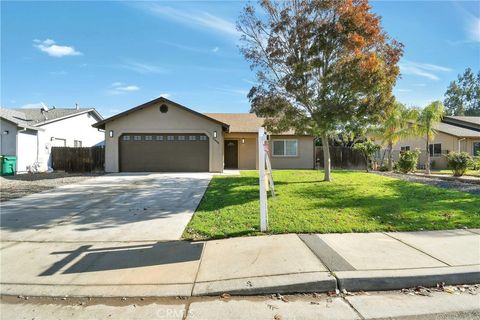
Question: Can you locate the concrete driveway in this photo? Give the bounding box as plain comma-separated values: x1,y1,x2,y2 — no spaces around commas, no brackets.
0,172,212,241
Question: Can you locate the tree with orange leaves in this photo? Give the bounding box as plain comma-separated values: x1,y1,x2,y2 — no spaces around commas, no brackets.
238,0,403,181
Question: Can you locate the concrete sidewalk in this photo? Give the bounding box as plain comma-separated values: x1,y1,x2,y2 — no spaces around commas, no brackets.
1,230,479,298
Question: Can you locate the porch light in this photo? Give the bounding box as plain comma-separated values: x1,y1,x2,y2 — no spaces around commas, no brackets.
109,130,114,138
213,131,217,139
2,130,8,135
241,138,245,144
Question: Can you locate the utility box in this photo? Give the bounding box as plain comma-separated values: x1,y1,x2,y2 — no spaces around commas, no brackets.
1,156,16,176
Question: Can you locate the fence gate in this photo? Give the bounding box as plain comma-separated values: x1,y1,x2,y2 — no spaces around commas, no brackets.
51,146,105,172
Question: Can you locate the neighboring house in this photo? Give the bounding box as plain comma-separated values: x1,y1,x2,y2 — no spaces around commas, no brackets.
388,116,480,169
93,97,315,172
0,107,104,173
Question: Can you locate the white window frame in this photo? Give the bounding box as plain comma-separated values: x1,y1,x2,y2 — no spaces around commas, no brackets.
429,143,442,157
272,139,298,157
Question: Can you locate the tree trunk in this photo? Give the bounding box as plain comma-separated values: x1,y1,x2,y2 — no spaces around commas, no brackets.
425,136,430,174
364,154,369,172
380,149,386,167
322,134,331,181
387,142,393,171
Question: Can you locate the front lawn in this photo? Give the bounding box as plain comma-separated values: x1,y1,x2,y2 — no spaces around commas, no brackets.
183,170,480,240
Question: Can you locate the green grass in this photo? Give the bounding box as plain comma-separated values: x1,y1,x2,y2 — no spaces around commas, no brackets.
431,169,480,177
183,170,480,240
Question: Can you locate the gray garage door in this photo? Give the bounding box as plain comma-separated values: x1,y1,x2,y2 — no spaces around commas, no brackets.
119,133,209,172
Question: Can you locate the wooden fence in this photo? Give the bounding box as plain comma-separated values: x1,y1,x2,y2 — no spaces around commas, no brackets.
315,146,365,169
51,146,105,172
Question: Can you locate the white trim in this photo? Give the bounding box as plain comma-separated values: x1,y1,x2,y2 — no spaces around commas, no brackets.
272,139,298,157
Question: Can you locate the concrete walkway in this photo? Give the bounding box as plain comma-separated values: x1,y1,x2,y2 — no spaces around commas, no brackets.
1,230,478,298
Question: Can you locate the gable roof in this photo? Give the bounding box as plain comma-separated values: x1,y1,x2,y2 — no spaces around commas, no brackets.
92,97,229,131
436,122,480,138
442,116,480,132
14,108,103,126
204,113,264,133
204,113,299,135
0,108,41,131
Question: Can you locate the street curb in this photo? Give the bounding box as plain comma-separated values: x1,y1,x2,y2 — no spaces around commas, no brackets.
192,272,336,296
336,266,480,292
0,283,193,298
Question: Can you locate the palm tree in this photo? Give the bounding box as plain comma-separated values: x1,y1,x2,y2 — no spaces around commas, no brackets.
415,101,445,174
371,101,416,171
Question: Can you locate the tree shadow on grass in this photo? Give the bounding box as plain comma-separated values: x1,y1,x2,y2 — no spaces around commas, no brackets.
288,177,480,232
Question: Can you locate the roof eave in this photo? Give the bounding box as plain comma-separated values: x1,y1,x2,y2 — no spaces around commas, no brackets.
92,97,230,131
36,109,102,126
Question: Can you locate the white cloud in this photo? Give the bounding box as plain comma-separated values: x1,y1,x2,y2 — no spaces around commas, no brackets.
212,47,220,53
33,39,82,57
134,3,240,37
399,61,452,81
18,102,44,109
395,89,412,93
159,93,171,98
122,60,164,74
469,16,480,43
108,82,140,95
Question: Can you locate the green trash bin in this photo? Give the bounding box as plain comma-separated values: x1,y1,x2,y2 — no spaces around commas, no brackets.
1,156,16,176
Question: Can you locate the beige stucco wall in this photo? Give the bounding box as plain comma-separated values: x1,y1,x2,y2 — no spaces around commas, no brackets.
103,101,224,172
224,132,258,169
268,135,315,169
224,133,315,170
389,132,480,169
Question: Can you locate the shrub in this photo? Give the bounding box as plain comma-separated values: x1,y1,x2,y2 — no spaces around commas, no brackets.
397,149,421,173
472,150,480,171
447,152,473,176
353,140,381,172
379,163,391,172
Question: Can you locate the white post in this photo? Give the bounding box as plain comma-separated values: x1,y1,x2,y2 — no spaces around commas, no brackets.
258,127,268,231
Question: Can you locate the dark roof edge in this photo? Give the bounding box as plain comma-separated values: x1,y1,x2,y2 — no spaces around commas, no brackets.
92,97,229,131
36,109,103,127
0,117,44,131
442,117,480,132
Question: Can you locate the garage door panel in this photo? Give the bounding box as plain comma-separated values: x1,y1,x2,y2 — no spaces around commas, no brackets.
120,134,209,172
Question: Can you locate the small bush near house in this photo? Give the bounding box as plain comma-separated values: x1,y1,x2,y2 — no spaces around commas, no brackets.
447,152,473,176
397,149,421,173
353,140,381,172
472,151,480,171
379,164,390,172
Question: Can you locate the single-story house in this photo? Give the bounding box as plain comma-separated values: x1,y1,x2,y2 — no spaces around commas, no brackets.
92,97,315,172
388,116,480,169
0,106,104,173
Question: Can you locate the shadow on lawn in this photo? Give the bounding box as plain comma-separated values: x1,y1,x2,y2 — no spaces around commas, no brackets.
189,171,480,238
290,177,480,231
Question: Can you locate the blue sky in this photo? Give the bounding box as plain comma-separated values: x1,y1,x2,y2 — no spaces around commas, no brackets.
1,1,479,118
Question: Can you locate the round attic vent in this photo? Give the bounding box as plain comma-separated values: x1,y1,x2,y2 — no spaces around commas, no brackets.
159,104,169,113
